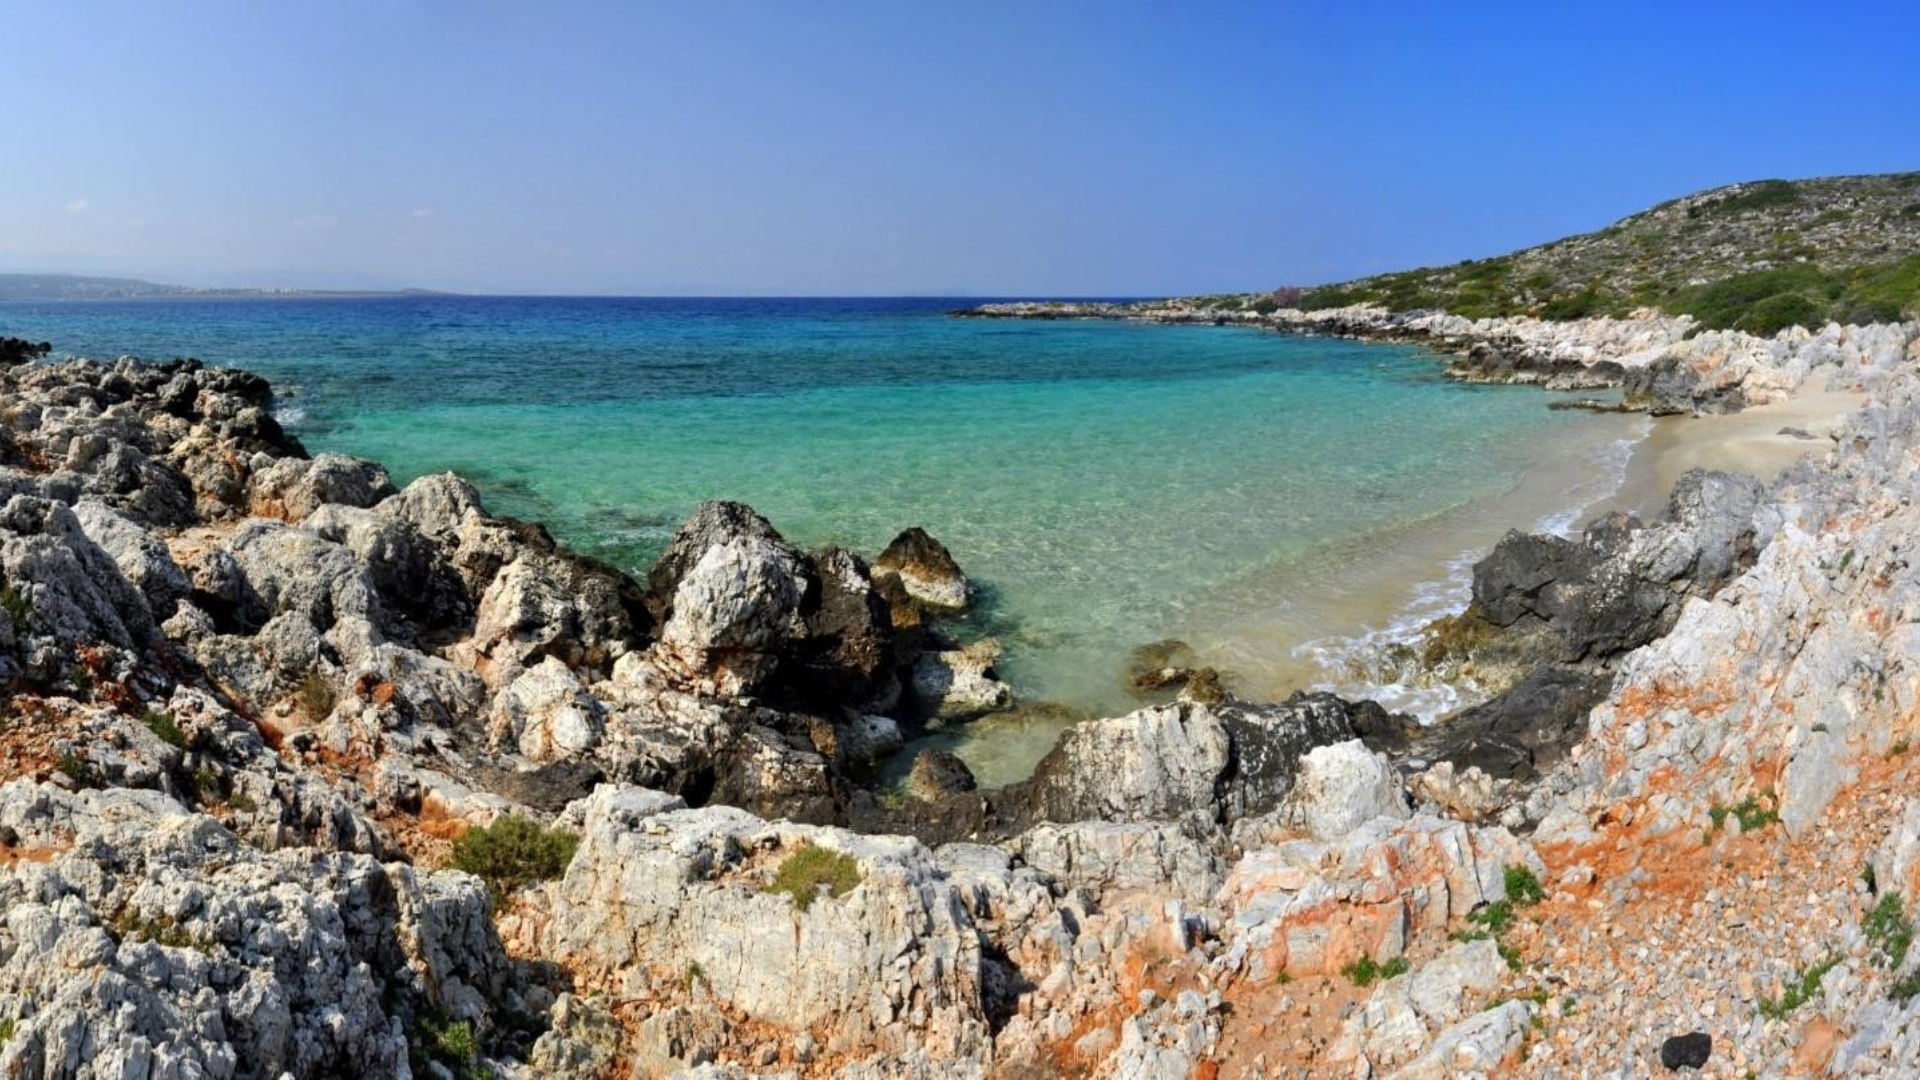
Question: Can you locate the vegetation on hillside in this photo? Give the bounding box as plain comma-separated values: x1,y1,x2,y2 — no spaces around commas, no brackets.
448,814,579,902
1246,172,1920,331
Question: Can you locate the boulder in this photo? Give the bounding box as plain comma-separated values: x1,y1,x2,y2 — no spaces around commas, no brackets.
1276,739,1410,841
872,526,972,613
245,452,396,520
1014,693,1361,828
908,748,978,801
71,499,192,620
910,639,1014,721
489,655,607,762
777,546,896,709
645,501,810,695
0,495,157,678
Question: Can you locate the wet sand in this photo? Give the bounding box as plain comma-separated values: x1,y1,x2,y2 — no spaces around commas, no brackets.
1243,381,1869,716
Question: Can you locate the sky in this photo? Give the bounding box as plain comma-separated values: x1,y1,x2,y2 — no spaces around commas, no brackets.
3,1,1918,296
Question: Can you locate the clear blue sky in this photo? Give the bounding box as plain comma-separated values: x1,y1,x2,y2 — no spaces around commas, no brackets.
4,1,1916,296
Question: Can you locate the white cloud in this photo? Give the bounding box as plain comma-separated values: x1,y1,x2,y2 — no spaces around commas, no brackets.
411,208,434,219
288,214,337,231
65,198,90,214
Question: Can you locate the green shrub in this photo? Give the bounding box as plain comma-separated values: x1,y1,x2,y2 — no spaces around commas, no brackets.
767,844,862,912
1470,900,1515,934
1689,179,1800,218
1249,298,1278,315
0,1017,13,1047
410,1009,485,1080
1733,292,1826,337
1341,954,1410,987
142,710,188,749
1539,288,1609,321
1298,284,1374,311
1505,865,1546,907
293,669,337,719
1864,892,1914,970
449,814,579,901
56,752,93,788
1710,791,1780,833
1760,955,1839,1019
112,909,202,950
0,580,29,635
1894,969,1920,1003
1835,254,1920,324
1672,265,1834,330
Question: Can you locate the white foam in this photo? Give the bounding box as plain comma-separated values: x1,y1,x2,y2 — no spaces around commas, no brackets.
1290,420,1648,723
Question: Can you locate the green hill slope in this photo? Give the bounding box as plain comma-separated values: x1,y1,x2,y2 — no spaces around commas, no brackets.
1281,172,1920,333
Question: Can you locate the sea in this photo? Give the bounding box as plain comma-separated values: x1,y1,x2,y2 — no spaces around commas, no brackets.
2,295,1647,785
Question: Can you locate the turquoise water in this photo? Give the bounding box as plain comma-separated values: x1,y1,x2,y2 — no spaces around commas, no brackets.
3,297,1638,780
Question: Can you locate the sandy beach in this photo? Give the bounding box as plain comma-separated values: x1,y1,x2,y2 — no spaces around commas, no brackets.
1227,378,1871,721
1621,385,1868,518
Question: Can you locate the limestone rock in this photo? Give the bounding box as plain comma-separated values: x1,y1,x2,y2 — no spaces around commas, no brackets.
910,638,1014,721
1275,739,1410,841
873,526,972,613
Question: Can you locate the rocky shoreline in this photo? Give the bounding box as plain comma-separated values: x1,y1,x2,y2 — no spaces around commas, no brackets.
3,319,1920,1075
958,300,1915,417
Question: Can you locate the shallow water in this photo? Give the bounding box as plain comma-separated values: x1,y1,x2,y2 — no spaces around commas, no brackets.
4,296,1644,785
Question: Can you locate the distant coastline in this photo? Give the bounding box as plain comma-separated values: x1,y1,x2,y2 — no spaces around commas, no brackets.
0,271,449,302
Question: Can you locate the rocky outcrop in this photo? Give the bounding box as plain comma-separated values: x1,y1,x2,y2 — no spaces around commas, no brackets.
1374,467,1769,784
0,781,516,1077
1013,693,1367,829
1220,812,1540,979
509,787,995,1073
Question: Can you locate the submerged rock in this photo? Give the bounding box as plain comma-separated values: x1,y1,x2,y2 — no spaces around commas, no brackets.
910,638,1014,722
908,748,978,801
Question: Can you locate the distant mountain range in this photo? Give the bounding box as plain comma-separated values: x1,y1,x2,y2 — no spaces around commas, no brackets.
0,273,444,302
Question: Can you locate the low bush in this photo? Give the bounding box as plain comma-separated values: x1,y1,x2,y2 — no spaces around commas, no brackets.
1539,288,1610,321
1505,865,1546,907
1709,791,1780,833
0,580,29,635
1341,954,1410,987
411,1009,484,1080
1733,292,1826,337
767,844,862,912
1864,892,1914,970
449,814,579,901
1688,179,1799,218
142,709,188,750
1760,955,1839,1019
293,669,337,719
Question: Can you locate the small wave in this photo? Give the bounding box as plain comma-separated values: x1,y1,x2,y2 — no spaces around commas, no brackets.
1290,421,1649,723
274,405,308,426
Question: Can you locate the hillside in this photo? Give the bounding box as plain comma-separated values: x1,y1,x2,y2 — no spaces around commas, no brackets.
1223,172,1920,334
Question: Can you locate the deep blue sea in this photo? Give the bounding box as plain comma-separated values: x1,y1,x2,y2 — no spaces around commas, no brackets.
2,296,1643,783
